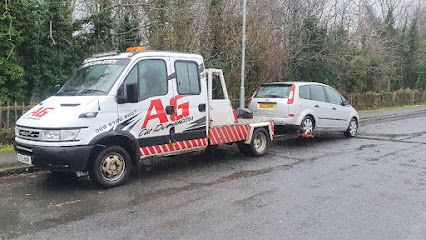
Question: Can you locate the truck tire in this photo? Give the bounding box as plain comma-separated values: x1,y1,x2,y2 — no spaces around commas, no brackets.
89,145,132,188
237,128,270,157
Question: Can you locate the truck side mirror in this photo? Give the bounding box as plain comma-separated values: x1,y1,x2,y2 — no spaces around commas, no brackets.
126,83,138,103
116,83,138,104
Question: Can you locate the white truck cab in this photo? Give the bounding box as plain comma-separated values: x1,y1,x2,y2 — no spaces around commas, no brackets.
15,47,274,188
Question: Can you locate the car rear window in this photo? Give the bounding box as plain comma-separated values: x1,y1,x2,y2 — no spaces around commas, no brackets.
254,85,291,98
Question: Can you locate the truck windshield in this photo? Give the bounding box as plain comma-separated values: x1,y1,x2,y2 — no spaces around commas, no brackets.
254,84,292,98
57,59,130,96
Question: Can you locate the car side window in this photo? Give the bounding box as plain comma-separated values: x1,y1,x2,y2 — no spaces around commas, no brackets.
309,85,327,102
299,85,310,99
138,60,168,100
175,61,200,95
324,87,343,105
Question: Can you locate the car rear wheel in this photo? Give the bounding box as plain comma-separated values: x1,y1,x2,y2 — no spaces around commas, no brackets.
300,116,315,135
344,118,358,138
89,145,132,188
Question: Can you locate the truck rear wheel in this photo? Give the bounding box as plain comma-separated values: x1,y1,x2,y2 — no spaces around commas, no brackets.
89,145,132,188
237,128,270,157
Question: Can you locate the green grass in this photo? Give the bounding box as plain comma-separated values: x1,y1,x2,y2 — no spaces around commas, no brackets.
360,104,426,113
0,145,14,154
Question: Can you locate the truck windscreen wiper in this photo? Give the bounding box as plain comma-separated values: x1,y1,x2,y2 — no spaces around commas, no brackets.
75,89,107,96
56,90,78,96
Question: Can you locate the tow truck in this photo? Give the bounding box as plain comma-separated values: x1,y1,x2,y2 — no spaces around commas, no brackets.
14,47,274,188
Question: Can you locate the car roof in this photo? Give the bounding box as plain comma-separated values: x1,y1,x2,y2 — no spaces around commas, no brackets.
262,81,328,87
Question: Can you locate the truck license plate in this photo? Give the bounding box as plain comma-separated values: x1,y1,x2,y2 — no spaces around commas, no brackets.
258,103,276,109
17,153,32,165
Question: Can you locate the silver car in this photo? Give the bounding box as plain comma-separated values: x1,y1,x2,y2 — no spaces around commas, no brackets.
248,82,359,137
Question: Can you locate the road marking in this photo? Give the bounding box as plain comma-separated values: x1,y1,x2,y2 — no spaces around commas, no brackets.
54,200,81,207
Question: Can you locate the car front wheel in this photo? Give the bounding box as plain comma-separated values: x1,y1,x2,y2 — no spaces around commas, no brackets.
344,118,358,138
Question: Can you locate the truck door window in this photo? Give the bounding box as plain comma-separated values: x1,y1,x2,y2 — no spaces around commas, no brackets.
175,61,200,95
138,60,168,100
212,74,225,99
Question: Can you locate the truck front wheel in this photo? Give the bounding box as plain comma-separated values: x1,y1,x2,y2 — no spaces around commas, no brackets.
237,128,270,157
89,145,132,188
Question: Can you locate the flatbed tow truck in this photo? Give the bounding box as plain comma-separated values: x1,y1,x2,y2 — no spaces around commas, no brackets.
14,47,274,188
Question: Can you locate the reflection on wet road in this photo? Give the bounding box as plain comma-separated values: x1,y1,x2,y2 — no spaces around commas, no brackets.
1,108,426,240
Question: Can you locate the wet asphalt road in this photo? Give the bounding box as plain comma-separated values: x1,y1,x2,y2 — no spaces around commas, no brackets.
1,107,426,240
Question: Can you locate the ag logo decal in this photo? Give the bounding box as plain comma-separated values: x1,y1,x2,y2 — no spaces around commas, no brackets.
142,96,189,129
30,107,54,118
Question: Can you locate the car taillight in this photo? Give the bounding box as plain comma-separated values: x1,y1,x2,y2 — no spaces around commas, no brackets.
287,84,296,104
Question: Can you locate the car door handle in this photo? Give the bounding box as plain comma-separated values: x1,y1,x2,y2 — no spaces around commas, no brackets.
314,105,320,108
165,105,175,115
332,107,337,110
198,103,206,112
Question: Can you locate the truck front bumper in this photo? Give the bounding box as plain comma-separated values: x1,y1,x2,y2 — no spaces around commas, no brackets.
14,142,95,172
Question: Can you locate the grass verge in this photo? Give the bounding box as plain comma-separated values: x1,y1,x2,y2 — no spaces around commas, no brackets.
0,145,14,154
359,104,426,113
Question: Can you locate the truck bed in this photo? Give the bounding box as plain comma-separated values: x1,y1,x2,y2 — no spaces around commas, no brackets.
208,117,273,145
236,117,273,126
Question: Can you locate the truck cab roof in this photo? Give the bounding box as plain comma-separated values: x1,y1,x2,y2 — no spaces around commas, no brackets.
84,50,203,64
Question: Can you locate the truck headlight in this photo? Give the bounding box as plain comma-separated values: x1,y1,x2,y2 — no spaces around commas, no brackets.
41,129,80,141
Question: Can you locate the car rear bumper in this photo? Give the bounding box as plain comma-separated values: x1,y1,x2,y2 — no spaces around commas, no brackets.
14,142,95,172
271,117,298,126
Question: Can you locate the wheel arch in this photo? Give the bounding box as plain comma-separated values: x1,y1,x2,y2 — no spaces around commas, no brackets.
89,131,140,166
244,122,274,144
297,109,317,127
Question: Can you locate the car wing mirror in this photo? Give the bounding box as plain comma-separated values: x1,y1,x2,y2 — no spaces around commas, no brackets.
342,99,350,106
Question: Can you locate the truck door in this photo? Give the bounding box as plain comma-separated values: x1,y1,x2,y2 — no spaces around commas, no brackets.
117,58,174,147
207,69,235,127
170,58,208,144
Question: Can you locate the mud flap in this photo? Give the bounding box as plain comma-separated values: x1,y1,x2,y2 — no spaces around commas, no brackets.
244,122,274,144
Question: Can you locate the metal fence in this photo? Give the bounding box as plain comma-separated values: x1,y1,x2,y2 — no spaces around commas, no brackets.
0,103,35,128
0,90,425,129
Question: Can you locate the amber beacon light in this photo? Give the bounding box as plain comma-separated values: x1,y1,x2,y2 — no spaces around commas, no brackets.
126,46,146,53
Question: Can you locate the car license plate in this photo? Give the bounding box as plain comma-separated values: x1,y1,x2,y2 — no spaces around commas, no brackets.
17,153,32,165
258,103,276,109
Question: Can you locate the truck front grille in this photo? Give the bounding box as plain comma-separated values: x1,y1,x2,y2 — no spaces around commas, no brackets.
16,127,41,140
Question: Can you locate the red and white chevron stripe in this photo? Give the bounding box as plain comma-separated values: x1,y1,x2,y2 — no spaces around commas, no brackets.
139,124,252,158
209,125,249,145
139,138,208,158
